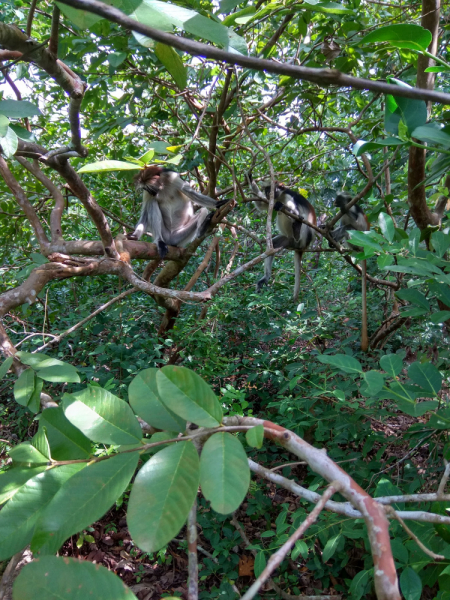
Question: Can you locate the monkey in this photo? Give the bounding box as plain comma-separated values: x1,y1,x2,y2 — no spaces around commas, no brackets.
128,166,228,259
330,192,370,351
248,174,317,302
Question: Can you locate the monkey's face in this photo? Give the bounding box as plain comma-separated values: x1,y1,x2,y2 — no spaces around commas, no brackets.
134,166,163,192
334,192,352,210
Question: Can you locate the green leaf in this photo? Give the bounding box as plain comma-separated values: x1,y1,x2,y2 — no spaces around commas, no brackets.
0,464,84,561
156,366,222,427
2,127,19,158
31,429,51,461
363,371,385,395
39,407,91,460
291,540,308,560
62,386,142,445
246,425,264,448
317,354,363,374
37,364,80,383
16,352,69,369
55,0,107,27
429,311,450,324
200,433,250,514
302,0,353,14
14,369,36,408
429,282,450,306
128,441,199,553
378,213,395,242
349,569,370,600
13,555,138,600
400,567,422,600
396,289,430,311
129,368,186,433
138,148,156,162
411,124,450,147
9,442,49,466
0,99,41,118
353,138,405,156
359,24,432,51
254,551,266,578
28,377,43,414
31,453,138,555
377,254,394,269
0,356,13,380
0,466,47,505
408,361,441,395
77,160,142,173
394,94,427,134
108,51,127,68
347,230,383,251
431,231,450,258
9,123,36,141
0,114,9,137
380,353,403,377
322,534,341,562
155,43,187,89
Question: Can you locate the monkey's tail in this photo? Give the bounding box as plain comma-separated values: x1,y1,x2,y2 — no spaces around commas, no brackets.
293,250,303,302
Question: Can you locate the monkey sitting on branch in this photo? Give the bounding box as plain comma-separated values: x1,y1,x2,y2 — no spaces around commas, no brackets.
248,174,317,302
128,166,229,258
330,192,370,351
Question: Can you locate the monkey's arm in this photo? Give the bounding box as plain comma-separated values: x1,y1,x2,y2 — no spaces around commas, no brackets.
179,184,228,210
246,172,268,213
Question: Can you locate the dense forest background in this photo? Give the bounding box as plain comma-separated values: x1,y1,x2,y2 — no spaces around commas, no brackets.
1,0,450,599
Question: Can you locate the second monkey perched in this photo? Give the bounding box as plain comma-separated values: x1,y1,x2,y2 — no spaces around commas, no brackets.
248,174,317,302
128,166,228,258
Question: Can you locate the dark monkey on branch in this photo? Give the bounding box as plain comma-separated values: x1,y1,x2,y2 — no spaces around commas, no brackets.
330,191,370,351
248,174,317,302
128,166,228,258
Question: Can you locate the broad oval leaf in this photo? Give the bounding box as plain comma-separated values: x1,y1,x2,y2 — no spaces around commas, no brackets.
78,160,142,173
378,213,395,242
396,288,430,311
13,555,138,600
317,354,363,374
379,353,403,377
411,124,450,147
37,364,80,383
400,566,422,600
431,231,450,258
363,371,385,395
200,432,250,514
0,356,13,380
55,1,105,28
129,368,186,433
3,128,22,158
322,533,341,563
39,407,91,460
0,114,9,137
128,441,199,553
9,442,48,466
408,361,441,395
13,369,35,407
359,24,432,52
246,425,264,448
0,464,84,561
156,366,222,427
0,99,42,118
15,352,69,369
254,551,266,578
31,452,139,555
353,138,404,156
62,386,142,445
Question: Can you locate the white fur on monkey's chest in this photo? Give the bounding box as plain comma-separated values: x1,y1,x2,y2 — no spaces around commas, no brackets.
159,191,194,230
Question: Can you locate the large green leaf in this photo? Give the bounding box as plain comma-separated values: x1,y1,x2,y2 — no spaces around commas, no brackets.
78,160,142,173
408,362,441,395
0,466,47,505
13,369,35,408
359,24,432,51
0,114,9,138
62,386,142,445
0,100,42,118
31,452,139,555
9,442,49,466
379,354,403,377
128,441,199,552
156,366,222,427
128,368,186,433
155,43,187,90
431,231,450,258
378,213,395,243
396,289,430,311
353,138,405,156
411,124,450,147
39,407,91,460
13,556,138,600
301,0,353,14
362,371,385,395
400,566,422,600
37,364,80,383
200,433,250,514
317,355,363,374
0,464,84,561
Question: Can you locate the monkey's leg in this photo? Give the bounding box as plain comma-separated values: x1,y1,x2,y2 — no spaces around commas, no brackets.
293,250,303,302
167,208,210,247
360,259,369,351
256,235,288,292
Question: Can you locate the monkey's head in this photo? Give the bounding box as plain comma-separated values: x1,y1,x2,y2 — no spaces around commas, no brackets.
263,181,285,200
334,192,352,211
134,166,164,194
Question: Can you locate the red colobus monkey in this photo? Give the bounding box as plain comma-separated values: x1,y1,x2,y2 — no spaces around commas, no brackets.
128,166,227,258
331,192,370,351
249,175,317,302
